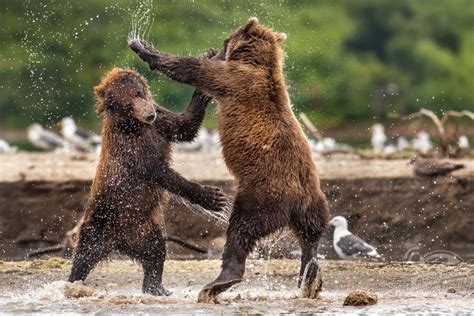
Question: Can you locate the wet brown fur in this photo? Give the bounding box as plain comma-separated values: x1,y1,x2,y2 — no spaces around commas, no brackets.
68,67,227,296
129,18,329,300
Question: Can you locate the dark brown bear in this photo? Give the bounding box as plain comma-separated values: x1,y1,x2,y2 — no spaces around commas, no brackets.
68,67,228,296
129,17,329,302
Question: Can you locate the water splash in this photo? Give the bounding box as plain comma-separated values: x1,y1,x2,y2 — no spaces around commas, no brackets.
172,194,231,228
128,0,155,42
18,1,107,124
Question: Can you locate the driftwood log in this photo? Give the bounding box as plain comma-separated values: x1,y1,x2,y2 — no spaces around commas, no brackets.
404,108,473,157
27,217,208,258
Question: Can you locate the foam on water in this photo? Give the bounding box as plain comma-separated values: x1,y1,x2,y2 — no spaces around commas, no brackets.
1,279,473,314
1,281,78,313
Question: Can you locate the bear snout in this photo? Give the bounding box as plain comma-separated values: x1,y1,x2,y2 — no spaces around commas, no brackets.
145,112,157,124
133,98,157,124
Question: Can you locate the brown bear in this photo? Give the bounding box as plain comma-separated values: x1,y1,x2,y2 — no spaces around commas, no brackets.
129,17,329,302
67,66,228,296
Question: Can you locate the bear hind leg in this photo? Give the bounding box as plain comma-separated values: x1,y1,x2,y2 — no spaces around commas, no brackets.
142,237,169,296
291,202,328,299
198,206,286,303
197,228,249,303
123,228,170,296
68,222,111,283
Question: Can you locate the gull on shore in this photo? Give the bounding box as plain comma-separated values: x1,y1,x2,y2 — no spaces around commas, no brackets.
61,117,101,151
330,216,382,260
0,139,17,153
28,123,68,151
176,128,221,153
412,131,433,154
371,124,387,154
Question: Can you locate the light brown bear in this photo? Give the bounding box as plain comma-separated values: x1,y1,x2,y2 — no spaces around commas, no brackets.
129,18,330,302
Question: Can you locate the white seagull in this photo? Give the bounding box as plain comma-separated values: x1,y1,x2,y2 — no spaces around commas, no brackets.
175,128,221,152
329,216,382,260
311,137,351,153
0,139,17,153
459,135,469,150
371,124,387,154
60,117,101,150
176,128,209,151
202,130,221,153
412,131,432,154
397,136,410,152
28,123,68,150
383,144,397,155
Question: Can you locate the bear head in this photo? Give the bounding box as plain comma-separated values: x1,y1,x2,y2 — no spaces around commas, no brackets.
94,68,157,124
216,17,287,68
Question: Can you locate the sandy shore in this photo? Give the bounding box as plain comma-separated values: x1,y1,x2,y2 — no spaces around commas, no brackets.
1,259,472,314
1,152,473,183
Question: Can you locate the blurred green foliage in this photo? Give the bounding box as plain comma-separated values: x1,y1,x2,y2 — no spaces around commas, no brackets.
0,0,473,130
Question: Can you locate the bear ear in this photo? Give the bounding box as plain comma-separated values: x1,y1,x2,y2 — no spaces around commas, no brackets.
95,102,106,114
95,101,106,114
276,32,287,43
94,84,105,99
94,85,106,113
96,105,105,114
244,17,259,33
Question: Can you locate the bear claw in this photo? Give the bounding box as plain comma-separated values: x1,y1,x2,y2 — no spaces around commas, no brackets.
128,39,160,67
301,258,322,299
143,285,172,296
201,185,229,212
197,279,242,304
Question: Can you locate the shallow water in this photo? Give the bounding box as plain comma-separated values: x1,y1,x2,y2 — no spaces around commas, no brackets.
2,286,472,315
1,259,472,314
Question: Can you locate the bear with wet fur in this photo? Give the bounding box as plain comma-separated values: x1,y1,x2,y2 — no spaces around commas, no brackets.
129,18,329,302
68,67,228,296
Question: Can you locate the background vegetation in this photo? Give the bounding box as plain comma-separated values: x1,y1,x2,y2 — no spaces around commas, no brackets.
1,0,473,131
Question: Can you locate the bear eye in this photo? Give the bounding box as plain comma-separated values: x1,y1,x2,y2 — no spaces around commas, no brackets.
135,91,142,98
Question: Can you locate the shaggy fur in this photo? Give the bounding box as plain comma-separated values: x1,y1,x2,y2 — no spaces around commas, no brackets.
68,67,227,296
129,18,329,301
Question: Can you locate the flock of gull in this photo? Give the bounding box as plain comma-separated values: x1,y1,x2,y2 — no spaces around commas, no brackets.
0,118,222,154
29,117,101,153
0,118,101,154
0,118,470,180
370,123,470,156
1,119,470,156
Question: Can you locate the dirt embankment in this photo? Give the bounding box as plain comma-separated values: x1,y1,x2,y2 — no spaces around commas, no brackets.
0,153,473,261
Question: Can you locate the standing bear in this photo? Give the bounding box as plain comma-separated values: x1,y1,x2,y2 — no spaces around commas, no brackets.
129,17,329,302
68,67,228,296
